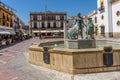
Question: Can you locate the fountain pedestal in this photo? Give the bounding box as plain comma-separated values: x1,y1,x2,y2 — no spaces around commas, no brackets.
66,39,96,49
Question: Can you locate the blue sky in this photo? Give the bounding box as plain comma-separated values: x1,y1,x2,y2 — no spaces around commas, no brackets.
1,0,97,24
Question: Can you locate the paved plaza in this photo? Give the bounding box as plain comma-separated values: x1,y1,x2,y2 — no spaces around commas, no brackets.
0,37,120,80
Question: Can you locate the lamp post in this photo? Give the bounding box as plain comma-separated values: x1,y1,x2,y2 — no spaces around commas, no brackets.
45,6,47,38
39,25,41,39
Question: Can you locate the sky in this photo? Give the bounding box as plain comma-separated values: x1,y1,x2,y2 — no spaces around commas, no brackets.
1,0,97,25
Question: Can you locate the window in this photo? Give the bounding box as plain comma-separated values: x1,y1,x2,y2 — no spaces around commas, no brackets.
39,16,42,20
56,16,58,20
53,22,56,28
3,13,5,19
52,16,55,20
116,11,120,16
61,22,63,28
48,23,50,28
33,16,37,20
31,16,33,20
50,22,53,27
33,22,37,28
42,22,45,28
3,21,5,26
10,23,12,27
7,15,9,21
100,2,104,9
101,26,105,35
60,16,64,20
117,20,120,26
101,15,104,20
37,16,39,20
49,16,52,20
58,16,60,20
42,16,45,20
99,0,105,13
48,16,50,20
53,16,55,20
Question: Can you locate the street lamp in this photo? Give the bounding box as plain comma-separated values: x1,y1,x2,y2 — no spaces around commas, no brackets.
45,6,47,38
39,25,41,39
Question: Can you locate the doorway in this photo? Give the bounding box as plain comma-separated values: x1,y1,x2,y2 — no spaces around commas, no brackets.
100,26,105,37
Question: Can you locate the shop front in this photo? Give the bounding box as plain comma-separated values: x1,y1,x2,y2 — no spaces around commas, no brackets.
0,26,16,46
33,30,64,38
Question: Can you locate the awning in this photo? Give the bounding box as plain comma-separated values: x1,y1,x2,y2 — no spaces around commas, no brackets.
33,30,64,33
0,26,16,35
23,32,27,35
8,29,16,35
20,29,28,35
0,29,9,34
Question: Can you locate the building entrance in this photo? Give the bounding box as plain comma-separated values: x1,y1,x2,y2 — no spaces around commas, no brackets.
100,26,105,37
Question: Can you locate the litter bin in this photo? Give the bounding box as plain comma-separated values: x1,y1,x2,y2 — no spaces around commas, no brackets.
103,46,113,66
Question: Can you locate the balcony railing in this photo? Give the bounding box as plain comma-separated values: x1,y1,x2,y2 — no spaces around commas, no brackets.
99,6,105,13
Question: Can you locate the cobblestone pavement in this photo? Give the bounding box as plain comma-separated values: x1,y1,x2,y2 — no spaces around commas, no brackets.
0,37,120,80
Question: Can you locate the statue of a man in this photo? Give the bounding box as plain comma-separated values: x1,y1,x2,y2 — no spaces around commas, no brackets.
74,13,86,39
87,18,94,39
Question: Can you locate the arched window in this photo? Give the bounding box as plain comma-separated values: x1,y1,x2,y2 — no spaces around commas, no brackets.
101,15,104,20
116,11,120,16
100,0,104,9
117,20,120,26
99,0,105,13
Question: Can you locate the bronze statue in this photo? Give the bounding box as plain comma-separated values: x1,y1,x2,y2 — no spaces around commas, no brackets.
66,13,95,40
73,13,84,39
66,13,87,39
73,13,88,39
87,18,94,39
66,25,78,39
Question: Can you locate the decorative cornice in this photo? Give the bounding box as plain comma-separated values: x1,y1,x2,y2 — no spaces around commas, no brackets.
0,6,13,15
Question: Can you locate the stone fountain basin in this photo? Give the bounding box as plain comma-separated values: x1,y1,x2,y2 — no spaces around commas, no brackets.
29,40,120,74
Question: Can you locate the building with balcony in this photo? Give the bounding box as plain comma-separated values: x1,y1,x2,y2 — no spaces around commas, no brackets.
12,13,25,32
67,16,76,28
29,11,67,38
88,0,120,38
0,1,13,27
0,1,26,46
0,1,16,37
12,13,27,40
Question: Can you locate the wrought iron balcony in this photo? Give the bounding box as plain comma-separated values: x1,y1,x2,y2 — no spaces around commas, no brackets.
98,6,105,13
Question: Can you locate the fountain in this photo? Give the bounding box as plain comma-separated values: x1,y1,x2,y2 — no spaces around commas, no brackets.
64,13,96,49
29,13,120,74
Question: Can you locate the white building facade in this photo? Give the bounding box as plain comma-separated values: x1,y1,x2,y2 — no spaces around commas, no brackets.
88,0,120,38
30,11,66,37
